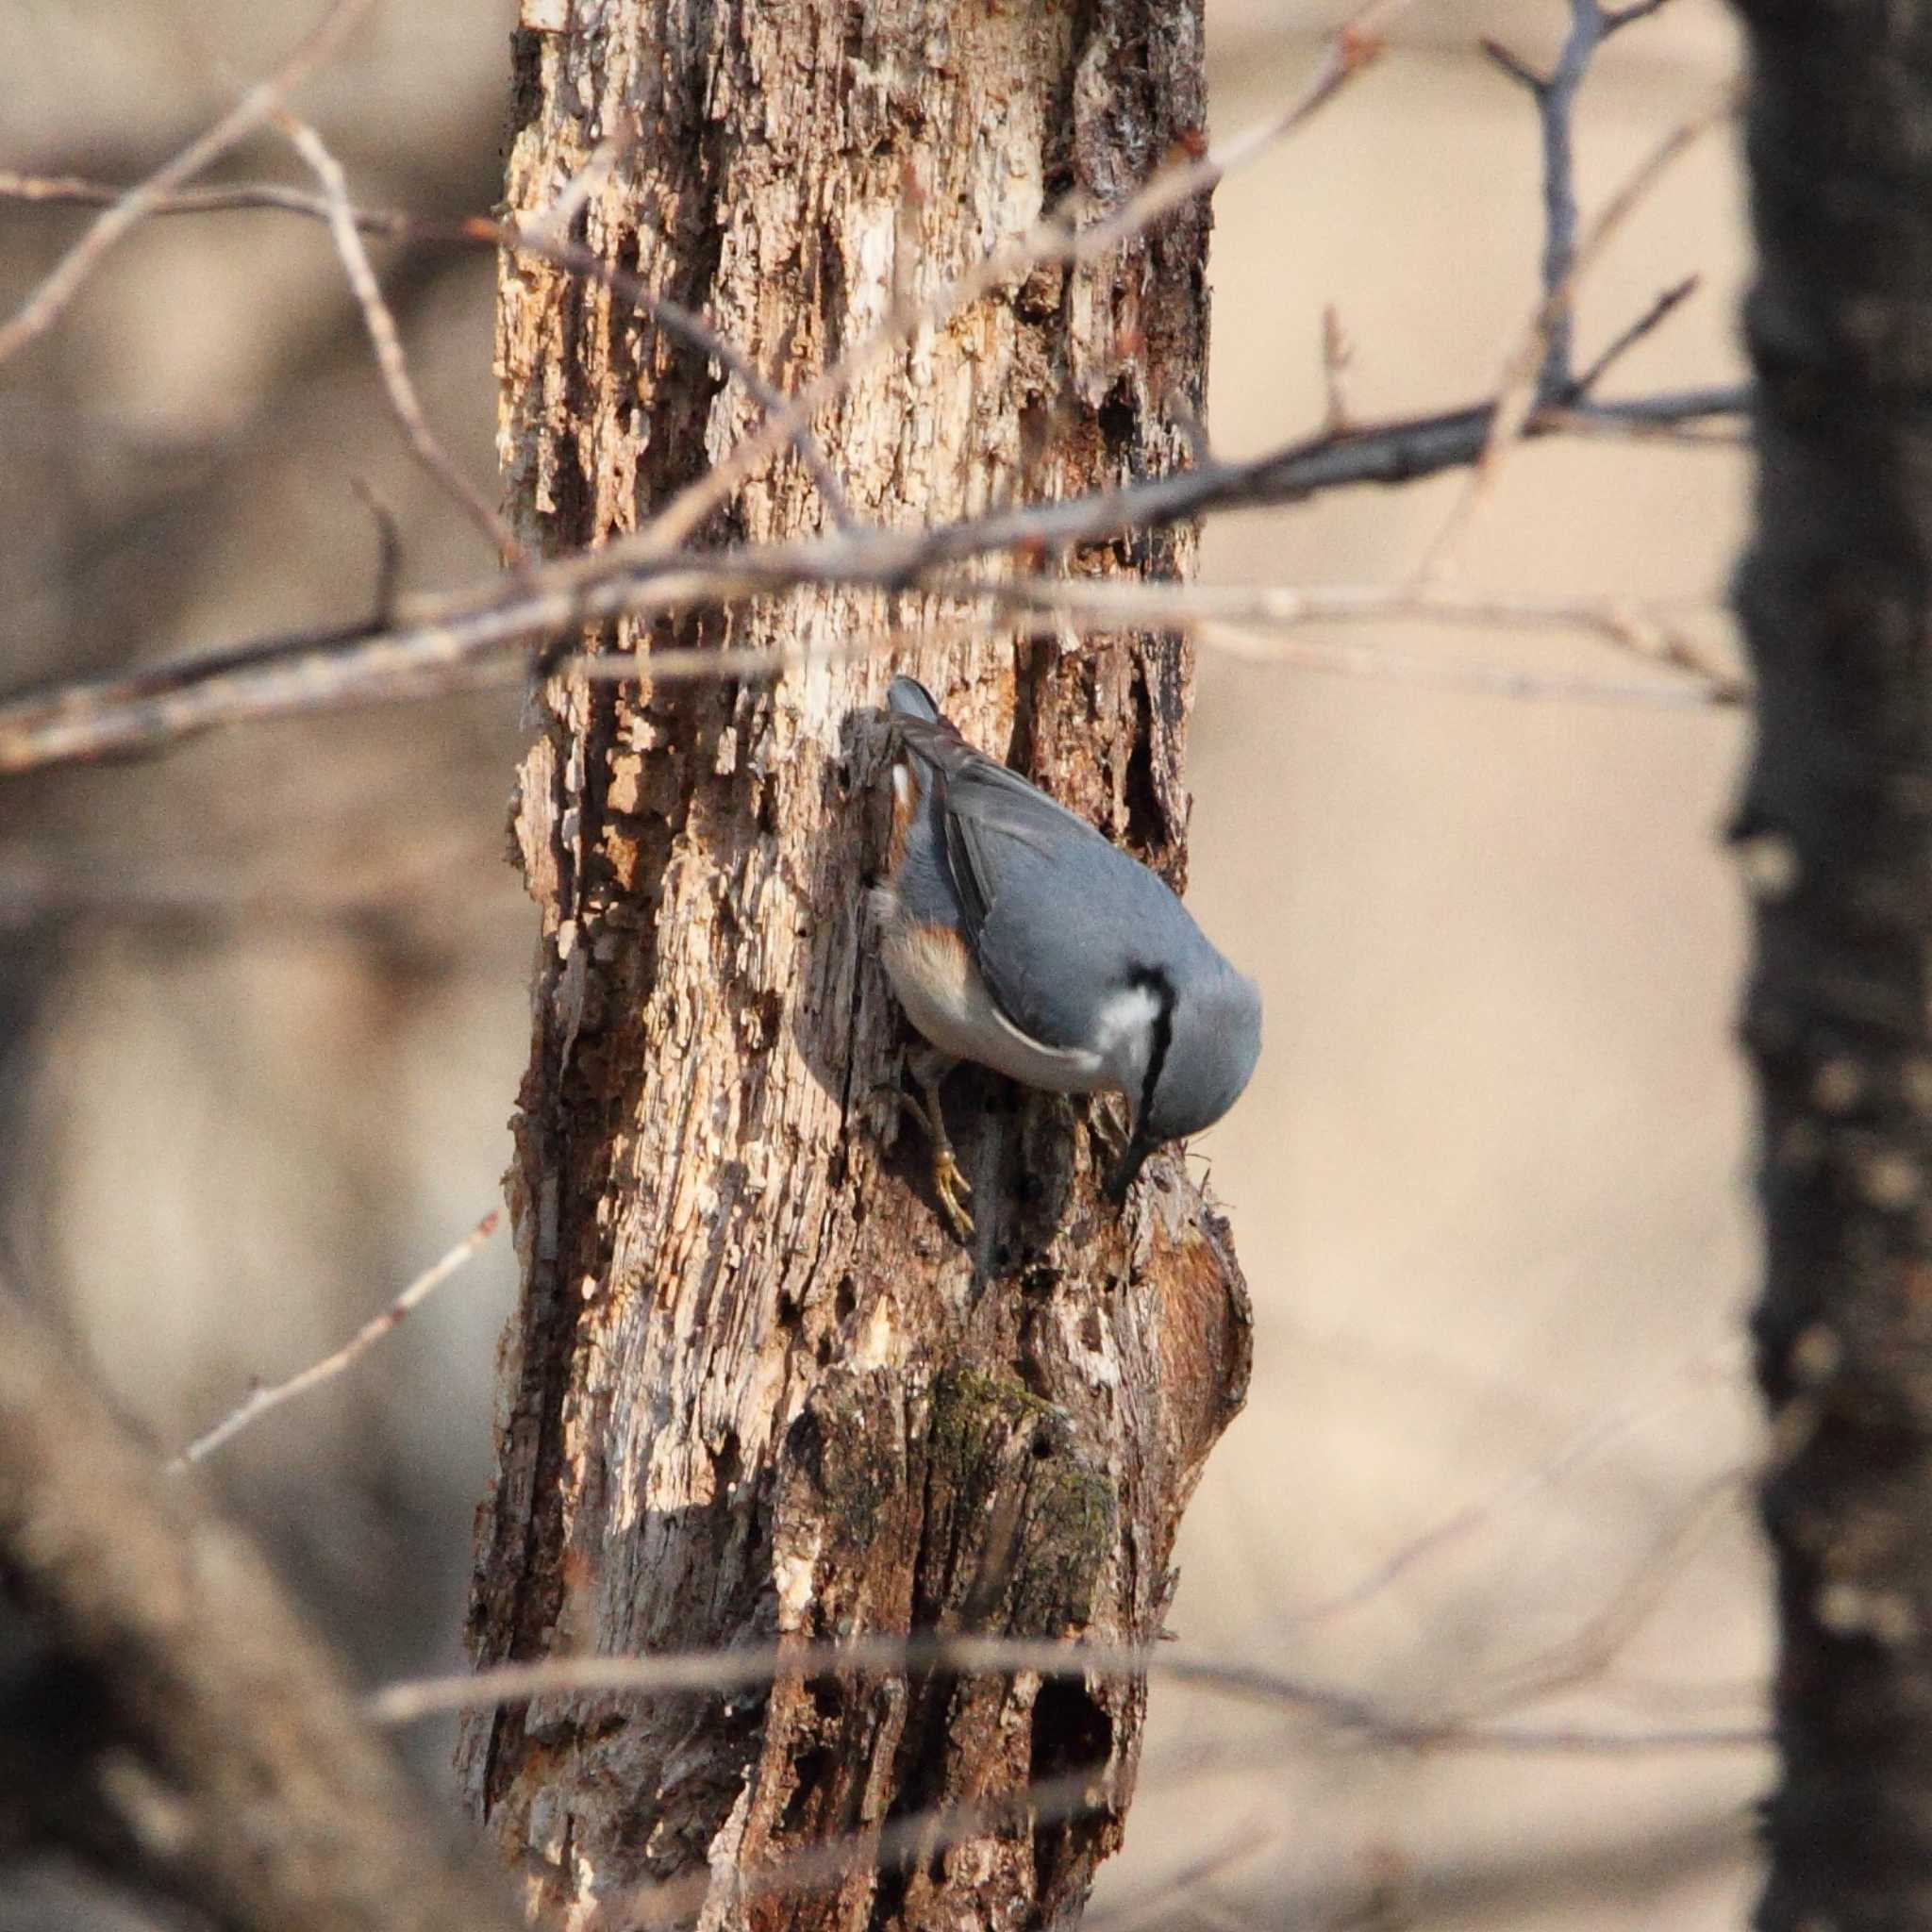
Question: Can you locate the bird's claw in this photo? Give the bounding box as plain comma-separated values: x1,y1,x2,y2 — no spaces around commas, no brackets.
931,1144,975,1241
883,1080,975,1241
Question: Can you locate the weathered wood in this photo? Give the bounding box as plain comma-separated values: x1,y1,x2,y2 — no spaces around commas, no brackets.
1731,3,1932,1927
460,3,1249,1924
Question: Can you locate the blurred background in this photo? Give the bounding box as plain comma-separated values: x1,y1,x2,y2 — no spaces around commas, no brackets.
1,1,1762,1926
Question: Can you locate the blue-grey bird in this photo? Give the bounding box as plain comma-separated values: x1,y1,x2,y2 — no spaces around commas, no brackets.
873,675,1262,1237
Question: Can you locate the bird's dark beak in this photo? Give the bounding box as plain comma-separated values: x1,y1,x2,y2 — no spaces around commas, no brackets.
1105,1129,1155,1203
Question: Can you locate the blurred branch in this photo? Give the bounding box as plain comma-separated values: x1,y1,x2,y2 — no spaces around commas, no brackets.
1574,271,1702,396
0,1287,515,1931
0,176,858,533
0,0,375,368
1052,1816,1277,1932
1283,1334,1746,1633
172,1208,502,1469
0,0,1386,550
1471,84,1737,482
994,575,1743,693
0,6,1752,774
1464,1462,1749,1719
277,114,525,567
0,837,505,940
614,6,1390,559
366,1632,1769,1755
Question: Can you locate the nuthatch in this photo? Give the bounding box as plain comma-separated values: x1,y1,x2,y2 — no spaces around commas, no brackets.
872,675,1262,1238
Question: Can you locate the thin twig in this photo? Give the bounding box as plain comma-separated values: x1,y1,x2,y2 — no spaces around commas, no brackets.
990,575,1742,692
278,113,525,567
1071,1816,1279,1932
1321,303,1354,432
521,113,639,246
1283,1334,1745,1633
1421,81,1737,576
1182,627,1738,709
0,1285,519,1931
1482,0,1687,395
1462,1463,1749,1720
349,477,405,622
625,5,1390,563
171,1208,502,1468
1535,403,1748,445
1572,273,1701,397
0,0,375,368
0,173,858,531
0,383,1751,775
364,1631,1768,1754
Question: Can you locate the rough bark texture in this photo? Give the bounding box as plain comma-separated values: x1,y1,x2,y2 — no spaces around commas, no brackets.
1731,5,1932,1928
459,2,1248,1928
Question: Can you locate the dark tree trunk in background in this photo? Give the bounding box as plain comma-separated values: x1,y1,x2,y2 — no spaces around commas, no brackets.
1732,5,1932,1926
458,1,1250,1925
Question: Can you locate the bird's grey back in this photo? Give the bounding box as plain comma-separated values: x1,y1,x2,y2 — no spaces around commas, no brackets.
887,678,1230,1054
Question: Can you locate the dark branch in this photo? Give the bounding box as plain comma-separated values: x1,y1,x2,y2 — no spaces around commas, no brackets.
1572,273,1702,397
0,382,1750,775
1483,0,1686,398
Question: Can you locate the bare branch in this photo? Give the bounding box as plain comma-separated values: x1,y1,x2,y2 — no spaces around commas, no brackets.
628,5,1391,561
350,477,405,621
1605,0,1676,29
1463,1464,1750,1720
991,575,1742,693
1423,81,1737,575
278,113,525,567
1080,1817,1278,1932
1535,402,1749,445
1480,38,1549,96
1321,302,1354,431
0,174,858,532
1285,1334,1746,1634
0,0,375,368
172,1208,502,1469
599,1763,1139,1931
364,1632,1769,1756
1492,0,1690,397
520,111,639,245
1174,629,1737,709
1572,272,1702,397
0,379,1751,775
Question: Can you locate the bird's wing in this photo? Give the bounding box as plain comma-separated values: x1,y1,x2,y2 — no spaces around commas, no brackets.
893,712,1094,927
894,712,1153,1050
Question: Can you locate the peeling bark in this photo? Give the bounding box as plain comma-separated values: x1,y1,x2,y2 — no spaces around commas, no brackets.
1732,3,1932,1927
461,3,1247,1925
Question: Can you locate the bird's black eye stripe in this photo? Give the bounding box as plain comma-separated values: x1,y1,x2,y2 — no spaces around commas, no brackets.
1131,967,1176,1130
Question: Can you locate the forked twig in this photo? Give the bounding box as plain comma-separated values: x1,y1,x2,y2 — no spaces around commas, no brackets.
0,0,375,367
278,113,525,567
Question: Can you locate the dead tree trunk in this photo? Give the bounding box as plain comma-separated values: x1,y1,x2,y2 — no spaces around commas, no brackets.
458,3,1249,1925
1732,4,1932,1927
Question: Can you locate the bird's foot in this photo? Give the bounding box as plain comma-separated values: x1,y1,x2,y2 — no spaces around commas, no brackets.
883,1072,974,1241
930,1142,975,1242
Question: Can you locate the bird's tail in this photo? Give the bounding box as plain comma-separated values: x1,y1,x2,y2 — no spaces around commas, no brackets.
887,675,942,724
